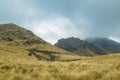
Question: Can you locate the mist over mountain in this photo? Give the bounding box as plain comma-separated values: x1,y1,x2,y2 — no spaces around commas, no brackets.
1,0,120,79
1,23,120,57
55,37,120,56
1,0,120,44
85,37,120,53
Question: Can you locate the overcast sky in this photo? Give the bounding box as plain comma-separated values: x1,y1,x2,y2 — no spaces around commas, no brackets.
0,0,120,44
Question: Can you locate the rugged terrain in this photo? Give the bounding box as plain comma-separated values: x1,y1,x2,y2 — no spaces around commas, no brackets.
0,23,80,61
55,37,120,56
0,23,120,80
85,37,120,53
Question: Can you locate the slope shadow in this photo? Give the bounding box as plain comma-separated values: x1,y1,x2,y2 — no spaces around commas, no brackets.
60,59,81,62
27,48,59,61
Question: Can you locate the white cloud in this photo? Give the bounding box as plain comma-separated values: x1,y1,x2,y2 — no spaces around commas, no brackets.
30,17,78,44
109,37,120,43
1,0,120,44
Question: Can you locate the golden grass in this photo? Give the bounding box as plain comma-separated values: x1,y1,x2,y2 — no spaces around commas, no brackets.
1,51,120,80
0,41,120,80
0,40,80,61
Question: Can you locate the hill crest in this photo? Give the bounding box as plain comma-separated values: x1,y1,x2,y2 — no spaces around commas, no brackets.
0,23,80,61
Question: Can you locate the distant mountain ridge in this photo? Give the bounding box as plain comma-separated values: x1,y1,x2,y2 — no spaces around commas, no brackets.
1,23,120,58
55,37,120,56
85,37,120,53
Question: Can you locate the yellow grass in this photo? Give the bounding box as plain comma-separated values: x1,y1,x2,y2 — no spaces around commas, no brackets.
0,41,120,80
1,51,120,80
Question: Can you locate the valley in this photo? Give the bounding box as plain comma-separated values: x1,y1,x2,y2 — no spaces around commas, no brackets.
0,23,120,80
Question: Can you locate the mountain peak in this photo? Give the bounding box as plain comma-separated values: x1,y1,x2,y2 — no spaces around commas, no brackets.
55,37,120,56
57,37,82,43
0,23,20,28
55,37,107,56
0,23,45,44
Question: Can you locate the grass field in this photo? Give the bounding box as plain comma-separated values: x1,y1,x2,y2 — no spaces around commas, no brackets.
0,39,120,80
1,22,120,80
0,50,120,80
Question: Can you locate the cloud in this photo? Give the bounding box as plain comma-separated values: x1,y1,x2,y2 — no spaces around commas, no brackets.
29,17,79,44
0,0,120,43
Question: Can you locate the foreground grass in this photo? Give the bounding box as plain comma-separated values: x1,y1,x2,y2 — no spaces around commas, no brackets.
0,41,120,80
0,53,120,80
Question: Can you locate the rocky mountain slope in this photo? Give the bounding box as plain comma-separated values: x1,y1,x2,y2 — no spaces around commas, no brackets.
0,23,80,61
55,37,120,56
85,37,120,53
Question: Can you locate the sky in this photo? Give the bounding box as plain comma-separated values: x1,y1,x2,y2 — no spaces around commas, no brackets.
0,0,120,44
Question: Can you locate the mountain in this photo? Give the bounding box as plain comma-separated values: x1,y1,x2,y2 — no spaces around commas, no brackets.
1,23,120,80
0,23,45,43
55,37,107,56
0,23,80,61
55,37,120,56
85,37,120,53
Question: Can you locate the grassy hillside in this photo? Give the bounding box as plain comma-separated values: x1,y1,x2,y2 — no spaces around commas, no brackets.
1,23,120,80
0,23,80,61
1,51,120,80
0,39,80,61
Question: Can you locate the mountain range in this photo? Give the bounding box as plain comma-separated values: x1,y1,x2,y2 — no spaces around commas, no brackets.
0,23,120,59
55,37,120,56
0,23,120,80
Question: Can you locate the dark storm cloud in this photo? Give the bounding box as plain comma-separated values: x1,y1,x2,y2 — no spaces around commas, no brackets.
0,0,120,43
